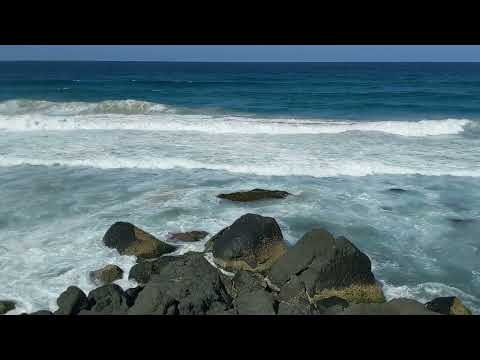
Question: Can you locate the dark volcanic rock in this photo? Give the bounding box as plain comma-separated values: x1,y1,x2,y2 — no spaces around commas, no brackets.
87,284,129,314
128,256,176,284
30,310,53,315
229,271,276,315
0,300,16,315
54,286,89,315
125,286,144,307
168,231,209,242
217,189,291,202
340,298,438,315
388,188,407,193
211,213,287,272
128,252,232,315
89,264,124,285
103,222,177,259
268,230,384,304
425,296,472,315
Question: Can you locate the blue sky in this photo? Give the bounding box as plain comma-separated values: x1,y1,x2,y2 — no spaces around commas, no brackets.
1,46,480,62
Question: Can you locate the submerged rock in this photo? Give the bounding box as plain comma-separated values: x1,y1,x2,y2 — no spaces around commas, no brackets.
128,252,232,315
128,256,176,284
340,298,438,315
425,296,472,315
54,286,89,315
168,231,209,242
103,222,177,259
89,264,124,285
268,230,384,304
388,188,407,193
87,284,129,314
211,213,287,273
0,300,16,315
217,189,291,202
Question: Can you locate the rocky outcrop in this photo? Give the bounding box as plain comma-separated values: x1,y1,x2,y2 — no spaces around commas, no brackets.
211,213,287,272
128,256,176,284
425,296,472,315
168,231,209,242
0,300,15,315
54,286,89,315
339,298,438,315
89,264,124,285
217,189,291,202
229,271,276,315
103,222,177,259
128,253,232,315
268,230,384,304
87,284,129,314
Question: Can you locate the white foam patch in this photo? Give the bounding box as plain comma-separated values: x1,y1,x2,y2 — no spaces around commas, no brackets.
381,281,479,314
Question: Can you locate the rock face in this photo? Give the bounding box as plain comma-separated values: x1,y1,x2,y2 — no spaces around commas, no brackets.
129,253,232,315
87,284,129,314
340,298,438,315
211,213,287,272
168,231,209,242
103,222,177,259
230,271,276,315
217,189,291,202
128,256,176,284
425,296,472,315
90,264,124,285
54,286,89,315
268,230,384,304
0,300,15,315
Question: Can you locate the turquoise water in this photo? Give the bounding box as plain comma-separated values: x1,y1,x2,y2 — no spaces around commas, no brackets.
0,62,479,313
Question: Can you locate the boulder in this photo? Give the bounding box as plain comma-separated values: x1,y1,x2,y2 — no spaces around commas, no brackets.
229,271,276,315
340,298,439,315
54,286,89,315
388,188,407,193
30,310,53,315
103,222,177,259
0,300,15,315
125,286,144,307
87,284,129,314
128,252,232,315
217,189,291,202
89,264,124,285
211,213,287,272
276,275,317,315
425,296,472,315
128,256,176,284
168,231,209,242
315,296,350,314
268,230,384,304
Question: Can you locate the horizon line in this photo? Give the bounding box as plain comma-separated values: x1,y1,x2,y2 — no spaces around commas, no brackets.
1,60,480,63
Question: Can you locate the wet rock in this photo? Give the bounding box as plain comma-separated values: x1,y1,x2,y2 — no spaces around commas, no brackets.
268,230,384,304
128,256,176,284
89,264,124,285
168,231,209,242
388,188,407,193
339,298,438,315
0,300,16,315
425,296,472,315
103,222,177,259
87,284,129,314
211,213,287,272
217,189,291,202
125,286,144,307
30,310,53,315
54,286,89,315
128,252,232,315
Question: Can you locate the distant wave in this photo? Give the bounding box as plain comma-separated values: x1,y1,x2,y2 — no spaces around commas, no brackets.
0,99,170,116
2,157,479,178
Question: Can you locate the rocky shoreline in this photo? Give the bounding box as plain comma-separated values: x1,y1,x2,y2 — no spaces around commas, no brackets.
0,189,474,315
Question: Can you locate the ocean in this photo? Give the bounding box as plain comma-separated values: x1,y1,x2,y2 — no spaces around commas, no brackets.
0,61,479,314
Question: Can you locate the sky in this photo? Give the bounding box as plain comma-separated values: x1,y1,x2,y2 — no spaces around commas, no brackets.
0,45,480,62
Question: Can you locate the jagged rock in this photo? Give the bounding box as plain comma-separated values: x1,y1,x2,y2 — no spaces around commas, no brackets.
339,298,439,315
125,286,144,307
87,284,129,314
0,300,16,315
128,253,232,315
103,222,177,259
128,256,176,284
425,296,472,315
268,230,384,304
228,271,276,315
89,264,124,285
217,189,291,202
211,213,287,272
54,286,89,315
168,231,209,242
